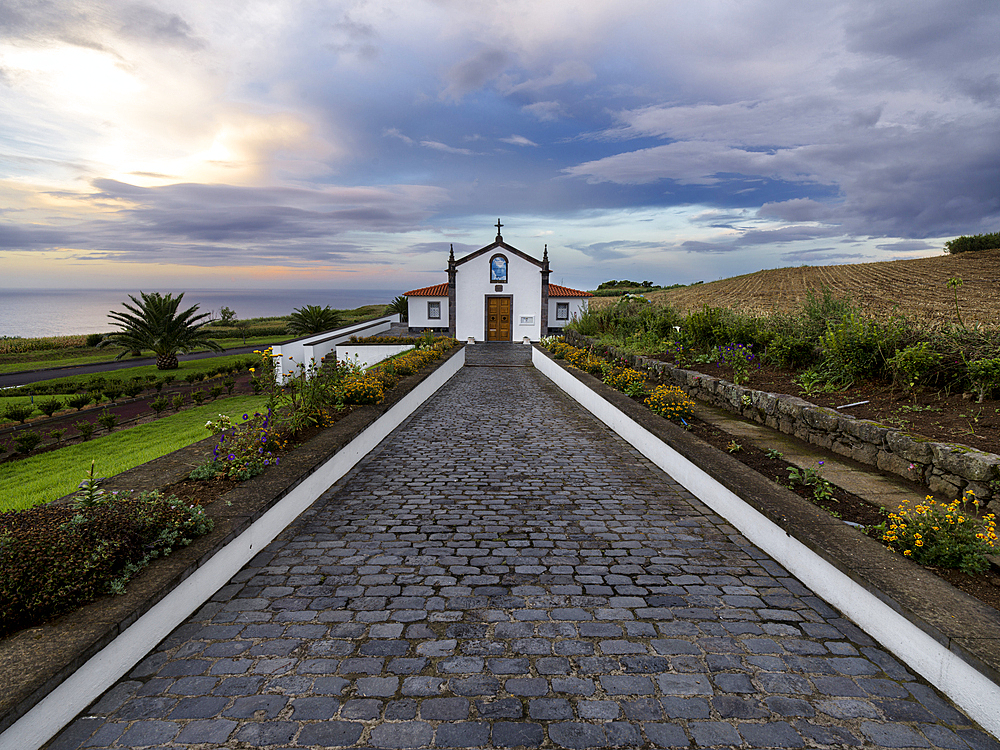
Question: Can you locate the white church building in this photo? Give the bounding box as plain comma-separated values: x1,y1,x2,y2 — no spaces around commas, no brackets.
404,222,592,342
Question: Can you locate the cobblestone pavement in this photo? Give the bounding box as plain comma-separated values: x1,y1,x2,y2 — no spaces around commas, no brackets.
49,355,999,749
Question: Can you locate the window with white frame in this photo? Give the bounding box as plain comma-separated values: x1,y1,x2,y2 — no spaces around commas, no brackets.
556,302,569,320
427,301,441,319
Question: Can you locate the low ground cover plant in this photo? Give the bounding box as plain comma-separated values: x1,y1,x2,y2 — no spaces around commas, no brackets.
0,475,213,635
875,491,997,574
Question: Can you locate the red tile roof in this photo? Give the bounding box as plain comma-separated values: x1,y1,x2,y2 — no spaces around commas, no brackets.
548,283,592,298
403,283,449,296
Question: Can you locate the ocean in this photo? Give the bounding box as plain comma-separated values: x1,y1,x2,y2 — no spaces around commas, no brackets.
0,288,400,339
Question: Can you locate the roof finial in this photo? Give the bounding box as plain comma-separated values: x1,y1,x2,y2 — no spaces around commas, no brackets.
543,244,548,263
448,243,455,262
495,218,503,240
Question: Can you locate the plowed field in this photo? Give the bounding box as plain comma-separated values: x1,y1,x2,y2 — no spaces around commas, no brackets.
603,249,1000,326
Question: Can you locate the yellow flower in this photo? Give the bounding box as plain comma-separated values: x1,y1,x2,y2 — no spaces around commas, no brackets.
903,550,912,556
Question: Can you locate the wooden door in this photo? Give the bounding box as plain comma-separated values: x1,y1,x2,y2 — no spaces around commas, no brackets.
487,297,511,341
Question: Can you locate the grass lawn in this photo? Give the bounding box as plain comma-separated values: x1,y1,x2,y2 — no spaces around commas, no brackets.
0,393,269,512
0,336,289,375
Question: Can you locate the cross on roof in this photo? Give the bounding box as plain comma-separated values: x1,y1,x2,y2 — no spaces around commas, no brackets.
495,218,503,238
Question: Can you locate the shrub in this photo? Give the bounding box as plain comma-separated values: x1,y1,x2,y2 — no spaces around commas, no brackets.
3,403,35,424
223,376,236,395
97,409,118,432
717,343,759,385
604,367,646,395
887,342,942,391
13,430,42,454
821,313,897,383
206,411,279,481
172,393,185,411
967,357,1000,403
150,396,169,415
342,373,385,405
944,232,1000,254
74,420,95,440
644,385,696,423
210,385,224,400
123,380,144,398
102,380,123,401
85,333,104,347
47,428,66,444
875,492,998,574
191,389,206,405
37,397,63,418
682,306,736,349
67,393,92,411
0,490,213,634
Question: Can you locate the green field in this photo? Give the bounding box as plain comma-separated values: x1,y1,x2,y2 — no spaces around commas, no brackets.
0,393,270,512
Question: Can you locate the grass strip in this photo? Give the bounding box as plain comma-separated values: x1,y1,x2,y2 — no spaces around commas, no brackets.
0,393,269,512
0,337,288,376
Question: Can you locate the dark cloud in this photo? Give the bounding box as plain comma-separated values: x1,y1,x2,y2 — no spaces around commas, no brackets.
442,48,509,100
0,223,71,249
570,239,665,261
118,4,203,49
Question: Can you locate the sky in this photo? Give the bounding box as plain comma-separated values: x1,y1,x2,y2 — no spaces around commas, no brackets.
1,0,999,295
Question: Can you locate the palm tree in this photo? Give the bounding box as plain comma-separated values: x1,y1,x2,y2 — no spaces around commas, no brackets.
99,292,223,370
386,295,408,322
287,305,342,336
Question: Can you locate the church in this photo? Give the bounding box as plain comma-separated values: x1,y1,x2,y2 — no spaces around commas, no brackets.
404,221,592,342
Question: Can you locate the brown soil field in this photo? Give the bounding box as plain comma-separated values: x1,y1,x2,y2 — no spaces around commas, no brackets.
597,248,1000,326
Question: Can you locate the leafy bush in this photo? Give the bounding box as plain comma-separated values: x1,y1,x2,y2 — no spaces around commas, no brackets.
603,367,647,395
205,411,280,481
102,380,123,401
682,306,737,349
97,409,118,432
968,357,1000,403
644,385,695,423
944,232,1000,254
717,343,759,385
37,397,63,418
74,420,95,440
342,373,385,405
887,342,942,391
0,491,213,635
85,333,104,347
821,313,898,383
3,403,35,424
13,431,42,454
875,492,997,574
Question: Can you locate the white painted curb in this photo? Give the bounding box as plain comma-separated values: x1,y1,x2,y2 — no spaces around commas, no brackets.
533,347,1000,739
1,347,465,750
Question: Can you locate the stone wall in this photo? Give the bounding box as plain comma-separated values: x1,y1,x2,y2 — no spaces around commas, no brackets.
563,330,1000,506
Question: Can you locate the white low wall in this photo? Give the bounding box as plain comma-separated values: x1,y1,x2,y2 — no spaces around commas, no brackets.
336,344,414,369
270,315,399,382
1,346,465,750
532,346,1000,739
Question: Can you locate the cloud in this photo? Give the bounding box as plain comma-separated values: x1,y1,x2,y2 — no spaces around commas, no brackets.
522,101,563,121
500,135,538,147
570,239,666,261
441,47,509,100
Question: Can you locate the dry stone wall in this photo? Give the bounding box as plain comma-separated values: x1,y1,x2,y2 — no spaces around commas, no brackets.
563,330,1000,507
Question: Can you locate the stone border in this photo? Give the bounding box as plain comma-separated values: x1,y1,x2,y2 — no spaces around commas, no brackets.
533,344,1000,738
563,330,1000,505
0,346,465,750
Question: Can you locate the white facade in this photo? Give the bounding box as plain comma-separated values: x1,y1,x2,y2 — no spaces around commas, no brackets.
406,295,449,330
404,231,592,342
548,296,588,329
454,249,542,342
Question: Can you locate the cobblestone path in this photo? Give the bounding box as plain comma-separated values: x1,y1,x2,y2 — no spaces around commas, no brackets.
49,357,998,749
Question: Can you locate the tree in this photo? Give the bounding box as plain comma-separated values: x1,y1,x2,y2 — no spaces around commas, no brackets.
287,305,342,336
386,295,408,322
219,306,237,325
99,292,223,370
